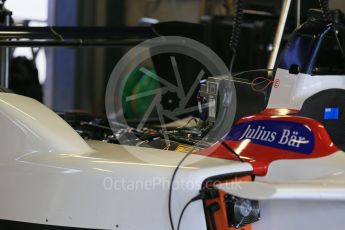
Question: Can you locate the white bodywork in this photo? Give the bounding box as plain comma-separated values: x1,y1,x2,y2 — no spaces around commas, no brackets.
0,93,253,229
267,68,345,110
215,67,345,229
256,152,345,230
217,152,345,229
2,71,345,229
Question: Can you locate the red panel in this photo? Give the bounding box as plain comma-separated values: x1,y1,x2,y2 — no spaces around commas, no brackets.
196,110,339,176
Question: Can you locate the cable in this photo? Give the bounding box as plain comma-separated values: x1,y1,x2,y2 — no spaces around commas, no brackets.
318,0,345,72
332,25,345,75
221,141,243,162
177,195,202,230
332,25,345,61
318,0,333,23
168,150,195,230
229,0,244,74
169,2,245,228
231,69,274,92
229,0,244,51
251,77,273,92
49,26,64,41
168,140,241,230
231,69,274,79
233,70,274,91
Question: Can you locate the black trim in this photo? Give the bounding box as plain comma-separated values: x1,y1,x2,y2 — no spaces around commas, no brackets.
221,142,244,162
0,26,154,40
201,171,252,189
296,88,345,149
0,219,106,230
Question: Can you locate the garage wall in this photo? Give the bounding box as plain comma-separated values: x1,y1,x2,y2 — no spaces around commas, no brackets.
330,0,345,11
46,0,78,111
46,0,125,114
46,0,345,114
125,0,200,25
75,0,126,115
47,0,203,114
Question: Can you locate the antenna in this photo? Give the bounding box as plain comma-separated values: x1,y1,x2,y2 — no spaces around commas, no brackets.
267,0,292,73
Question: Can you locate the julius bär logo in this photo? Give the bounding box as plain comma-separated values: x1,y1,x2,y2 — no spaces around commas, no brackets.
227,120,315,154
239,125,308,148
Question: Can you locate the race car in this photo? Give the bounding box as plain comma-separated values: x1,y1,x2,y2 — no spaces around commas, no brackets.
1,5,345,230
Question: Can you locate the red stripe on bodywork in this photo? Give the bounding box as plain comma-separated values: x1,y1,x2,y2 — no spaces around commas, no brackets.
196,109,338,176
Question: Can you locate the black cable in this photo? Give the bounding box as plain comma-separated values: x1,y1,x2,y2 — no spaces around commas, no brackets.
168,151,194,230
169,2,245,228
177,195,201,230
318,0,345,72
318,0,333,23
332,25,345,62
49,26,64,41
229,0,244,74
153,132,197,145
221,141,243,162
168,140,241,230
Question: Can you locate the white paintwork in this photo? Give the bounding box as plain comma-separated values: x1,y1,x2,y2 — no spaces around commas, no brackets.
0,93,253,229
0,93,93,161
244,65,345,230
217,151,345,230
260,151,345,181
254,151,345,230
2,88,345,230
218,152,345,201
217,179,345,200
253,200,345,230
267,68,345,110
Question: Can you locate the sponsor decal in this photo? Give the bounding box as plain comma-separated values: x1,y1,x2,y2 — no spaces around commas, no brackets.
226,120,315,154
324,107,339,120
175,145,200,153
274,79,280,88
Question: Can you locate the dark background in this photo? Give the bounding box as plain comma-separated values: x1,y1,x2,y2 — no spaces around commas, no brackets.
45,0,334,116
